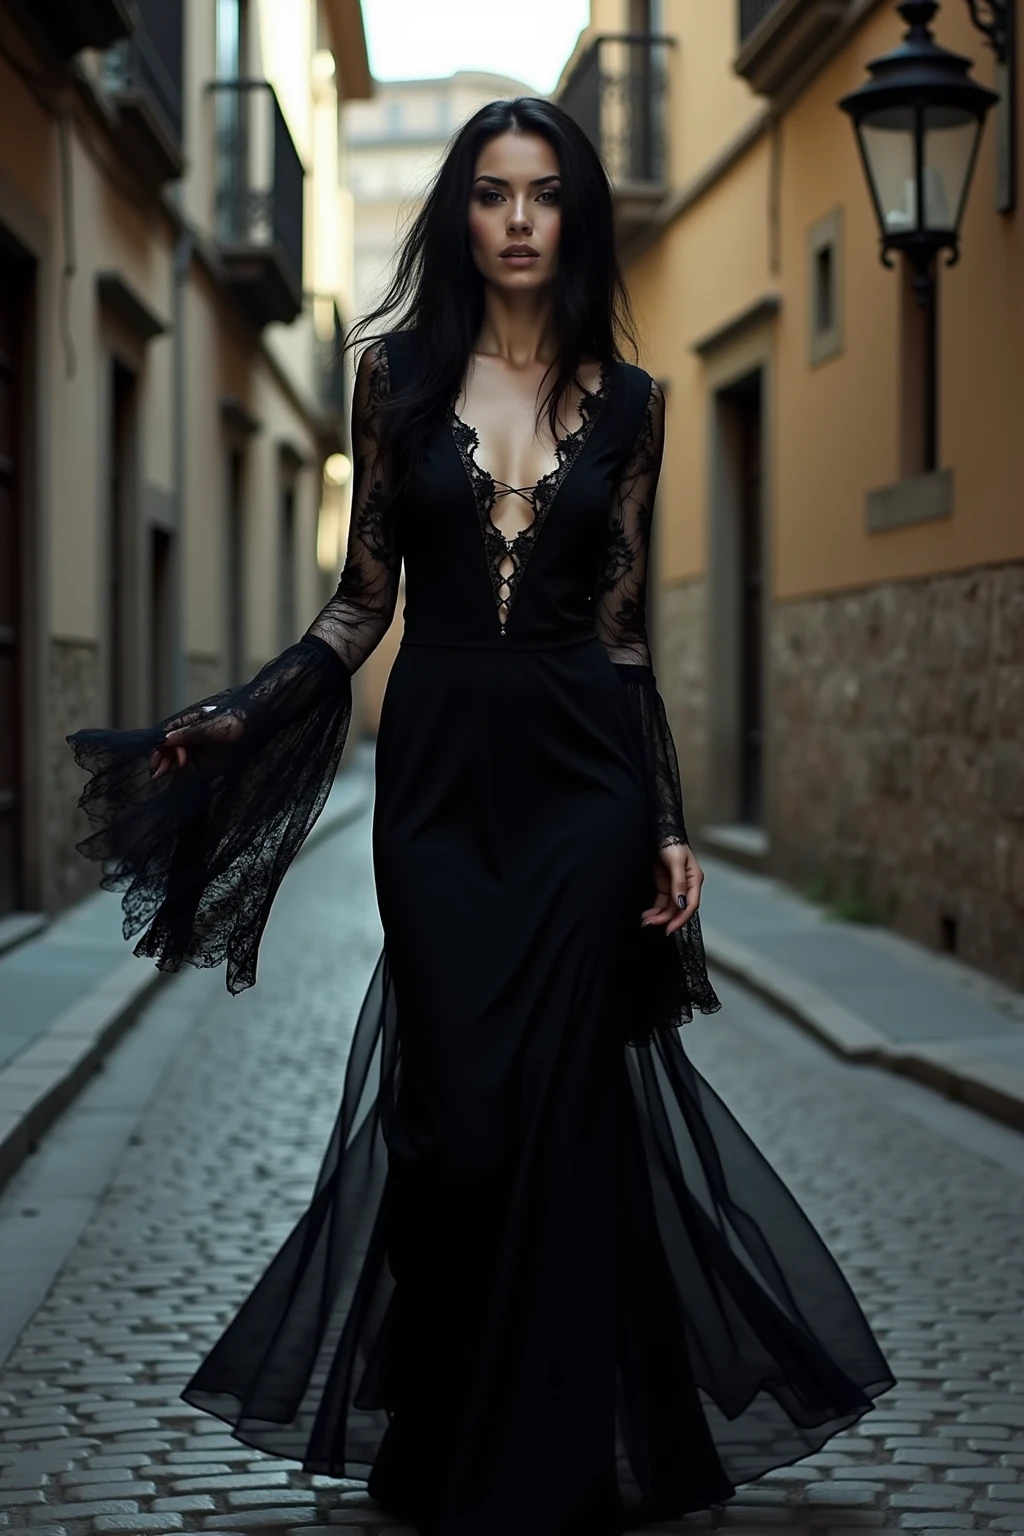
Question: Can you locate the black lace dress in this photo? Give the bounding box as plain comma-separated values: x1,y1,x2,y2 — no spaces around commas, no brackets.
66,328,895,1536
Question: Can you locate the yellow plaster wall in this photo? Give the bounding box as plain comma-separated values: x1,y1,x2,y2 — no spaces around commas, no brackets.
621,0,1024,600
625,138,774,582
775,2,1024,598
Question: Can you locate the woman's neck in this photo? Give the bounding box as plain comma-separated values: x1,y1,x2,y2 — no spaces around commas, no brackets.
474,287,559,368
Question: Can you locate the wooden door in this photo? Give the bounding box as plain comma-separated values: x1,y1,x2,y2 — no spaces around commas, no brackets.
0,255,26,915
736,377,764,826
226,447,245,683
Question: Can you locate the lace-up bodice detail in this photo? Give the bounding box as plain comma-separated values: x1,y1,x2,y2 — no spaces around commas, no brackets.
450,363,610,634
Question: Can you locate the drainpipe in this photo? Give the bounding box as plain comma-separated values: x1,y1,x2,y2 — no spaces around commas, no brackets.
171,224,195,711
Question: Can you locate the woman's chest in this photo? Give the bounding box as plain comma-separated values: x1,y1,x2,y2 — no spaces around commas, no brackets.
399,412,623,577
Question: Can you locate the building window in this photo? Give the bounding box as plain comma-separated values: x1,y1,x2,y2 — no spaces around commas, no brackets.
807,206,843,366
814,244,834,333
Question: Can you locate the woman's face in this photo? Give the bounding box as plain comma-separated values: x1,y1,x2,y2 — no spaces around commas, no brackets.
467,130,562,292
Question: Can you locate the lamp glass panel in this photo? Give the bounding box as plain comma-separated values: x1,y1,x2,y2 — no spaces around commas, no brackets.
922,106,979,231
858,107,918,234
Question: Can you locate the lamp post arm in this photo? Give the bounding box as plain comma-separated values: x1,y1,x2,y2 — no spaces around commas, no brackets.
965,0,1011,63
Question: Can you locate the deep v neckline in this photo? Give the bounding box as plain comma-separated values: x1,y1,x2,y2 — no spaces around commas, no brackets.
449,360,612,635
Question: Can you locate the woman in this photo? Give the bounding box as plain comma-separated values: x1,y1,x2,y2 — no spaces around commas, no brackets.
67,98,895,1536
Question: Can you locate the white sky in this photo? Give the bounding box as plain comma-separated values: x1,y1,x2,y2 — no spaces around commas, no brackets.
361,0,591,95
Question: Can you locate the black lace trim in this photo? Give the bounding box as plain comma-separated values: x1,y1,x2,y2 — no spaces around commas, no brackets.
450,362,610,632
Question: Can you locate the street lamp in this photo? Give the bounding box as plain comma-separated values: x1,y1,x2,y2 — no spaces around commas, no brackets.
838,1,998,306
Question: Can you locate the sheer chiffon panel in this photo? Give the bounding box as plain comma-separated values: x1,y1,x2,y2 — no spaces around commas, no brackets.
181,937,895,1517
181,950,399,1472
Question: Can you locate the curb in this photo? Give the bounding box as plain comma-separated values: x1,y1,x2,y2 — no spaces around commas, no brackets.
0,775,373,1199
0,960,169,1194
702,924,1024,1134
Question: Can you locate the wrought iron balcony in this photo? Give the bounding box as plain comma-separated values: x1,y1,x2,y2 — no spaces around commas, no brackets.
739,0,784,41
736,0,851,97
100,0,185,186
208,81,305,329
558,33,674,246
9,0,132,60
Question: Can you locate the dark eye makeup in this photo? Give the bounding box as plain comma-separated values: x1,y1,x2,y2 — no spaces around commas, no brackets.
475,187,561,205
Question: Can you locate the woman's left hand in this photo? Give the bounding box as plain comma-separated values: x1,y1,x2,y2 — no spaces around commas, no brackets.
641,842,704,938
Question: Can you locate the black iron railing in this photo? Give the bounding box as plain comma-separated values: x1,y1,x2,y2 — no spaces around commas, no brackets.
209,80,305,302
31,0,132,57
560,33,674,186
101,0,184,146
316,300,346,423
739,0,782,44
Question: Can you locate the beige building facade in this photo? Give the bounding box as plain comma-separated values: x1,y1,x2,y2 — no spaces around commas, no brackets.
557,0,1024,986
0,0,372,931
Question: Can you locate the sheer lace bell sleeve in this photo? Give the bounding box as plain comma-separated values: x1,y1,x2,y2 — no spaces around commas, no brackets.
596,373,721,1037
66,339,399,995
595,375,689,850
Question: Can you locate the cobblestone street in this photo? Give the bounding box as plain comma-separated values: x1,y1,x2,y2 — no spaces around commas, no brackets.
1,802,1023,1536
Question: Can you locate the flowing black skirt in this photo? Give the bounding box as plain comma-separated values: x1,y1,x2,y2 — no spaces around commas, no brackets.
179,636,896,1535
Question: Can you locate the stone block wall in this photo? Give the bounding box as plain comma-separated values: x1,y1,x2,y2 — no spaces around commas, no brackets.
770,562,1024,988
658,577,709,835
49,638,102,909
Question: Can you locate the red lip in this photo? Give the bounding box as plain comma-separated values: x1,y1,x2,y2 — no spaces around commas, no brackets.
500,245,539,257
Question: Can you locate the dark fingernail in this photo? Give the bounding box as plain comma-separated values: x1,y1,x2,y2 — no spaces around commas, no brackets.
677,894,686,908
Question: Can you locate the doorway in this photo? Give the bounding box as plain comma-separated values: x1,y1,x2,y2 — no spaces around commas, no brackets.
149,526,173,720
709,368,766,831
0,250,29,916
278,478,296,650
734,374,764,826
226,446,246,684
108,358,138,728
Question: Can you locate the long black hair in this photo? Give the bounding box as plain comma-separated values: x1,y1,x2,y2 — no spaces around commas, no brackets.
345,95,641,502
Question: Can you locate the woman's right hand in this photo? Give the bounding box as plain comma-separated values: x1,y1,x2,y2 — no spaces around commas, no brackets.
149,733,190,780
147,707,244,780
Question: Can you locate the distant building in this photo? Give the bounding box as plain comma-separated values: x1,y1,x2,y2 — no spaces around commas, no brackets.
345,71,538,316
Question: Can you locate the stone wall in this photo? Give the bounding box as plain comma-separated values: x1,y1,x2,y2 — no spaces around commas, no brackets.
770,562,1024,988
657,577,709,835
49,638,102,910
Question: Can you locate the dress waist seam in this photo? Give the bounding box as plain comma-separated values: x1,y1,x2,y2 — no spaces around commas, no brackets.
400,632,601,654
